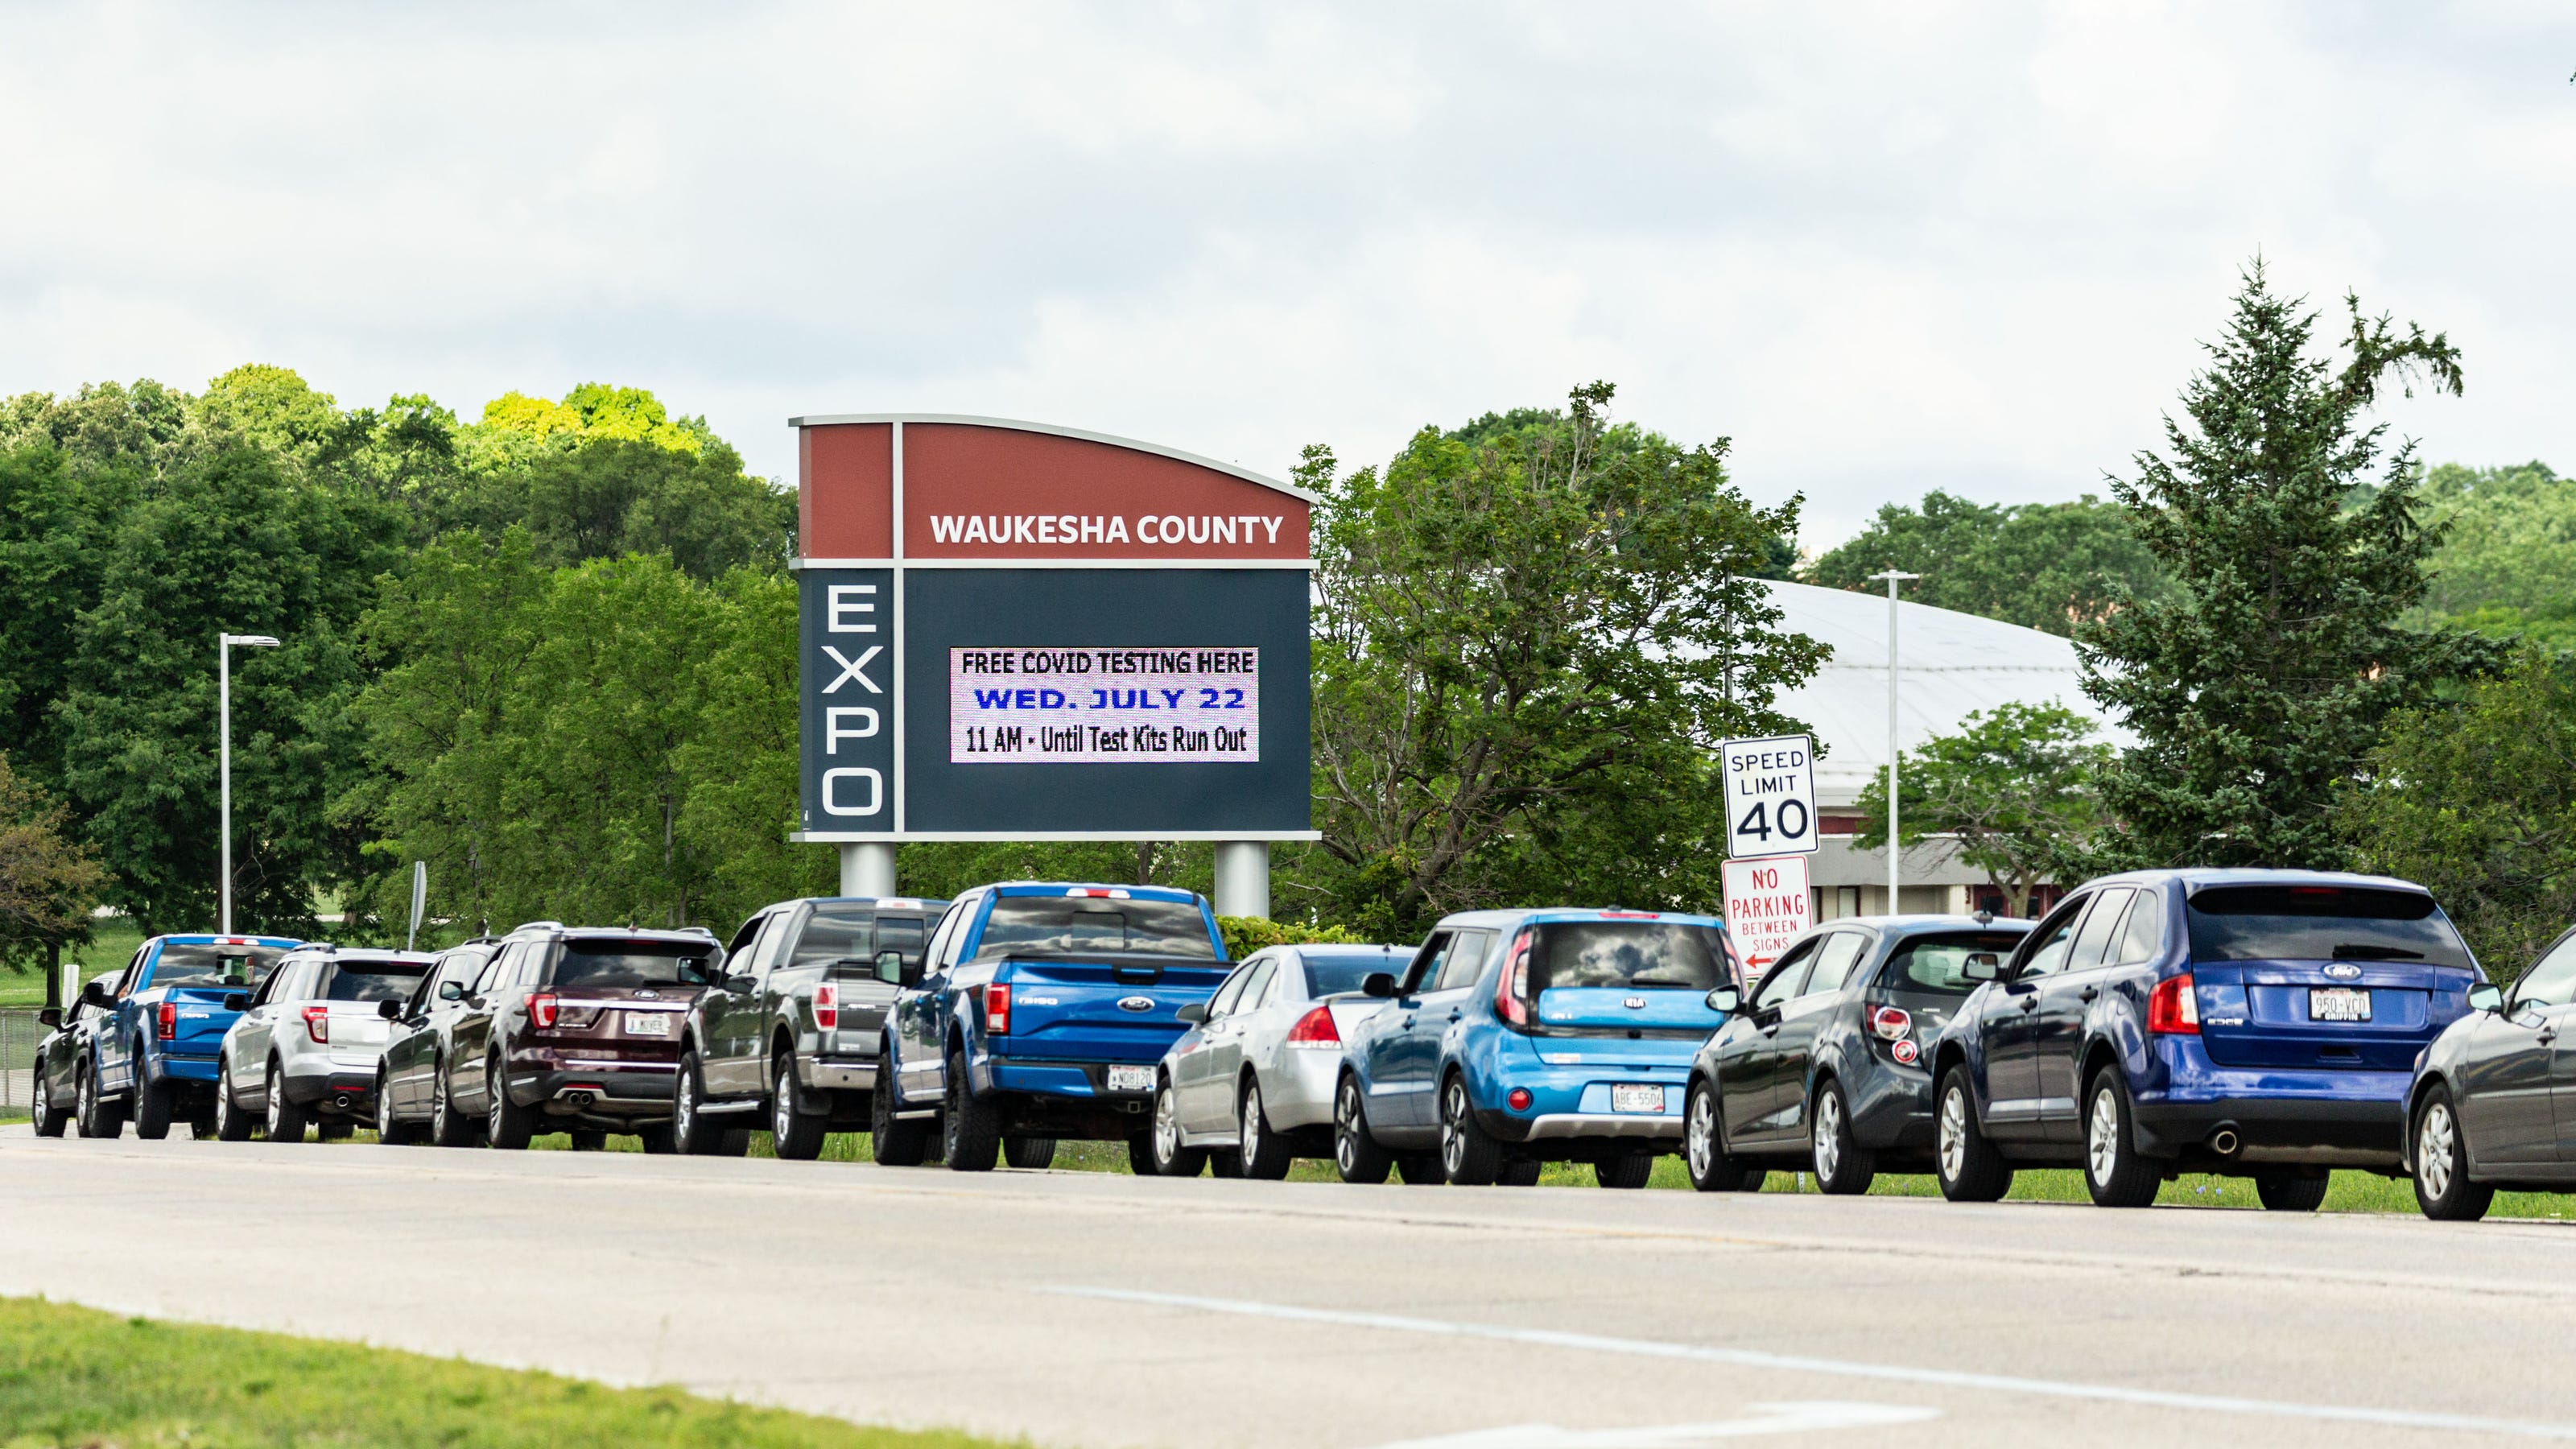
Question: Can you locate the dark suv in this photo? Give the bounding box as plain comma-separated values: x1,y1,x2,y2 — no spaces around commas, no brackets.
376,923,720,1150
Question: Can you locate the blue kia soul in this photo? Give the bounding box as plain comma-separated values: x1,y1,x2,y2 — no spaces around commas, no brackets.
1334,909,1737,1188
1927,869,2485,1210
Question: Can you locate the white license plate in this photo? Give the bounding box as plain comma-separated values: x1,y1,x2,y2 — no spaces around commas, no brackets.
1106,1065,1154,1094
624,1011,670,1036
1611,1083,1664,1114
2309,987,2372,1022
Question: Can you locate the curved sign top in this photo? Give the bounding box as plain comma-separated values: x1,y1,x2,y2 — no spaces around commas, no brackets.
794,414,1314,564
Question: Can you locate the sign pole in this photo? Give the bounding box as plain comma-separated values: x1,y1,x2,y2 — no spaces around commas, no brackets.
840,842,897,898
1866,571,1919,912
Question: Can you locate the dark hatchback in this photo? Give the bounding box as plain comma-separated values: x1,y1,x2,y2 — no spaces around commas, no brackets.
2403,924,2576,1220
1685,916,2032,1194
1929,870,2486,1209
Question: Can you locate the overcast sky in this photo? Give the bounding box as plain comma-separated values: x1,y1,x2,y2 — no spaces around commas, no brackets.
3,2,2569,545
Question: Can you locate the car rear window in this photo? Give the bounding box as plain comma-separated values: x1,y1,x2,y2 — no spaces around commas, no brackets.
1880,932,2028,996
974,898,1217,960
2185,886,2476,968
1302,952,1405,997
549,940,718,989
147,944,291,988
790,910,873,968
1526,922,1727,993
318,960,429,1002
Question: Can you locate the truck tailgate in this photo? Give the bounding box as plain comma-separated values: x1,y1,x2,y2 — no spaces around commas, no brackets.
994,959,1231,1063
162,988,242,1054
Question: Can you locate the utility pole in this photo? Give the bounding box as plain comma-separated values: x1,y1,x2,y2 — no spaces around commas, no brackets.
218,632,282,935
1866,572,1919,913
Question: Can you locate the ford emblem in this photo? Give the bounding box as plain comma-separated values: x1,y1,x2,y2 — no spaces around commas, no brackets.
634,989,659,1000
2322,964,2363,982
1117,996,1155,1013
1624,996,1647,1009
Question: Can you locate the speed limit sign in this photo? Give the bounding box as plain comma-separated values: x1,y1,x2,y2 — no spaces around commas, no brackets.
1720,733,1817,858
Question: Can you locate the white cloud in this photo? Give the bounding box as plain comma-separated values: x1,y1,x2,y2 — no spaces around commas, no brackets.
1,1,2569,547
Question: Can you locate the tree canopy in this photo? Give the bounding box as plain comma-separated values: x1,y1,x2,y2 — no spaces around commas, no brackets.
1803,490,2168,637
1853,701,2112,917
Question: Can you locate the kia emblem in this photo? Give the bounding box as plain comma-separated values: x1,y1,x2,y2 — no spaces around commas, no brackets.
1117,996,1155,1013
2322,964,2363,982
1624,996,1647,1009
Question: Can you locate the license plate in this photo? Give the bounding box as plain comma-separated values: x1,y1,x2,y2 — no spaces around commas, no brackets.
624,1011,670,1036
2308,987,2372,1022
1611,1083,1664,1113
1106,1065,1154,1094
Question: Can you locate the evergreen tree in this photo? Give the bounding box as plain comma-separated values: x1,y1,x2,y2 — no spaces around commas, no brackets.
2079,263,2494,869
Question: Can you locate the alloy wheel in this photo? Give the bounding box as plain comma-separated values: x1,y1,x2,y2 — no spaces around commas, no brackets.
265,1065,286,1137
377,1073,397,1137
1241,1088,1262,1157
431,1063,452,1137
1813,1091,1843,1181
1686,1089,1715,1177
2419,1103,2456,1200
774,1072,793,1145
1441,1081,1467,1175
1335,1081,1360,1174
2086,1086,2120,1184
1938,1085,1967,1180
486,1060,505,1138
675,1067,698,1141
1154,1082,1180,1163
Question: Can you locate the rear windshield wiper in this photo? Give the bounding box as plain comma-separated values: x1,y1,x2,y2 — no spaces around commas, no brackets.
2332,944,2425,961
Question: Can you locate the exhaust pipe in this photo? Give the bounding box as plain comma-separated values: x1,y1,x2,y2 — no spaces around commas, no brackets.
2209,1128,2240,1157
332,1093,353,1110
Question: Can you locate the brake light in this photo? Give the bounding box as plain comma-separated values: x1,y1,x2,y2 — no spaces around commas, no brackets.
157,1003,176,1040
1063,887,1131,898
1599,910,1659,919
2148,973,2199,1034
1870,1005,1912,1041
815,982,839,1030
301,1005,328,1045
984,981,1010,1034
1285,1005,1340,1049
528,992,559,1030
1495,931,1532,1030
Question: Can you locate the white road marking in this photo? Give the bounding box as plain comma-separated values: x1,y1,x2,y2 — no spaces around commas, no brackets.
1053,1286,2576,1440
1365,1402,1939,1447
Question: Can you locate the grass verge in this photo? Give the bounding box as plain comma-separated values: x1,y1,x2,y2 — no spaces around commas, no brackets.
0,1296,1016,1449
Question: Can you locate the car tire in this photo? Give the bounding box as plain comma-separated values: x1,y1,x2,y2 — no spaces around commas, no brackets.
31,1067,69,1137
428,1055,480,1148
2081,1070,2161,1208
1594,1153,1654,1189
1934,1066,2013,1203
76,1059,123,1139
2412,1088,2492,1223
1499,1158,1542,1187
191,1115,220,1140
376,1069,424,1145
673,1051,731,1156
770,1055,828,1162
1148,1077,1207,1177
1809,1080,1876,1195
1005,1136,1059,1170
869,1049,931,1166
2254,1170,2328,1212
266,1060,310,1144
132,1052,173,1141
1438,1073,1504,1187
1332,1073,1395,1185
1683,1078,1767,1193
317,1121,353,1142
213,1062,256,1142
636,1125,677,1154
1395,1154,1443,1184
484,1055,535,1150
942,1047,1000,1171
568,1129,607,1151
1236,1080,1294,1181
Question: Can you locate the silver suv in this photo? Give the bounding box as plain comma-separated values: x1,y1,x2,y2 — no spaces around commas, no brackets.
214,947,433,1141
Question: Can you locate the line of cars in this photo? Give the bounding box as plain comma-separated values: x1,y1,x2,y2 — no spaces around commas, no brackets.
27,869,2576,1223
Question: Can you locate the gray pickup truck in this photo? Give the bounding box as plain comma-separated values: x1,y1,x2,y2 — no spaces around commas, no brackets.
672,894,947,1157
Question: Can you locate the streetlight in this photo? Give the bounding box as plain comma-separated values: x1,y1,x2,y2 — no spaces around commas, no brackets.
218,632,281,935
1865,571,1919,913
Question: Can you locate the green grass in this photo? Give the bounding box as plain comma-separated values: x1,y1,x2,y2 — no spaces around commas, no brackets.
0,1296,1017,1449
0,919,148,1009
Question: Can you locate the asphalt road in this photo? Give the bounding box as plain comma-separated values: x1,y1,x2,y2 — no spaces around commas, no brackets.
6,1129,2576,1447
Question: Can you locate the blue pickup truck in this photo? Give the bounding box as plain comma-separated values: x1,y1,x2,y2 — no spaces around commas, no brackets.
869,881,1231,1173
82,933,299,1138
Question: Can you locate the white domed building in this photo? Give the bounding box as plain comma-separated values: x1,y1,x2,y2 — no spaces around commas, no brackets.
1757,580,2124,922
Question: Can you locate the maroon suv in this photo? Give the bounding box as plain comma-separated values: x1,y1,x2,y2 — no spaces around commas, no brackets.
401,923,721,1150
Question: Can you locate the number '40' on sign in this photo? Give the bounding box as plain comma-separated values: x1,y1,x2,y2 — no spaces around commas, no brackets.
1719,733,1818,858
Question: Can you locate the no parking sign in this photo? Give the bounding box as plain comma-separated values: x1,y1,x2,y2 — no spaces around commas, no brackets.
1722,854,1813,977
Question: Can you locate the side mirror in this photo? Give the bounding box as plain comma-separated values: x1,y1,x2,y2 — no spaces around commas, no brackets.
80,980,107,1007
874,950,905,986
1703,986,1741,1013
378,999,404,1021
1176,1002,1207,1024
224,993,250,1012
1361,972,1396,999
438,981,464,1002
37,1007,60,1029
1963,953,2001,982
2470,982,2503,1013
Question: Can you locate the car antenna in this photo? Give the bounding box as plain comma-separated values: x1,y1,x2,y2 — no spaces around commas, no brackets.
1974,910,1995,926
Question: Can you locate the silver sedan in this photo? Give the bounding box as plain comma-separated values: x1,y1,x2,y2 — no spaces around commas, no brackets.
1153,944,1406,1178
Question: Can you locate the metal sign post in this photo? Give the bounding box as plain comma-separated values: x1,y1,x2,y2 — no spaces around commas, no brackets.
407,861,427,952
1866,570,1920,910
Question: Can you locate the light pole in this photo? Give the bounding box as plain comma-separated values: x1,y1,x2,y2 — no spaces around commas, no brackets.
1866,571,1919,913
219,632,281,935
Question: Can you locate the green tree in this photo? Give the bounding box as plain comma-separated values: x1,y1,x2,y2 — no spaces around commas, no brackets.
0,441,138,796
1804,490,2168,636
2413,460,2576,651
1295,382,1823,936
1852,702,2112,917
2077,264,2492,871
2339,654,2576,981
0,753,107,988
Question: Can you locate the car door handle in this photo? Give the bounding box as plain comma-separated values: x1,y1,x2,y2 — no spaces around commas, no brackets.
1401,1016,1417,1029
2079,987,2099,1003
1446,1009,1463,1022
2542,1029,2560,1045
2018,997,2039,1012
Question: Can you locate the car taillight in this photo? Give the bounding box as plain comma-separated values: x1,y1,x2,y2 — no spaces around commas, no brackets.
984,981,1010,1034
2147,973,2199,1034
302,1005,329,1045
1870,1005,1913,1041
528,992,559,1030
815,982,839,1030
1507,1087,1533,1111
156,1003,176,1040
1285,1005,1340,1049
1495,931,1532,1030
